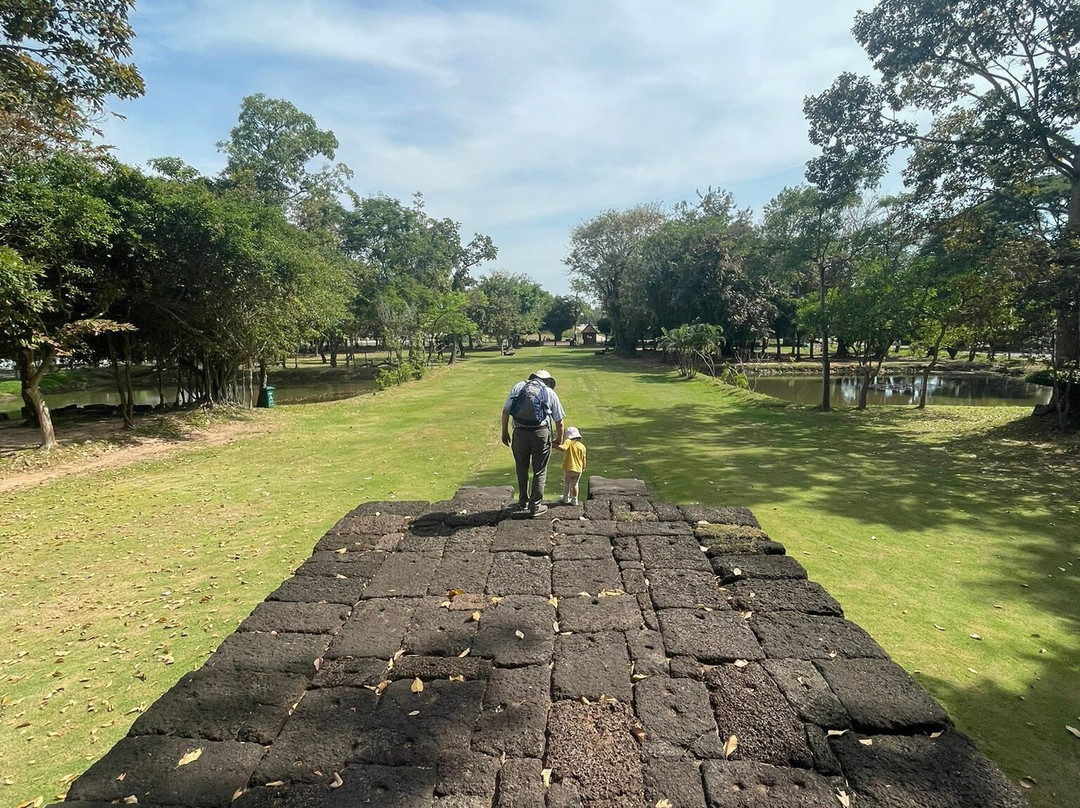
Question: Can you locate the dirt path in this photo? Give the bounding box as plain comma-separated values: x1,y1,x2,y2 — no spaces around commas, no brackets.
0,415,265,493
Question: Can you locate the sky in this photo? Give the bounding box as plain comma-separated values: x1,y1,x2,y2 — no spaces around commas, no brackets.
99,0,878,294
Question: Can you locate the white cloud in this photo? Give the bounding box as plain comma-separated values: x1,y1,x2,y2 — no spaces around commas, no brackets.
104,0,874,291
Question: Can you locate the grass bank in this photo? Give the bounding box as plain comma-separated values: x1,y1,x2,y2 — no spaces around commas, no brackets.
1,348,1076,808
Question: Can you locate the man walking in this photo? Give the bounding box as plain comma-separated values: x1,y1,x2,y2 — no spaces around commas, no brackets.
501,369,565,516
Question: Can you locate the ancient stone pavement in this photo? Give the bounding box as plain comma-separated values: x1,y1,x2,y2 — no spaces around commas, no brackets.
60,478,1027,808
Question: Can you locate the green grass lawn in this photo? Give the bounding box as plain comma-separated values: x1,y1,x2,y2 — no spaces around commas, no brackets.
1,348,1077,808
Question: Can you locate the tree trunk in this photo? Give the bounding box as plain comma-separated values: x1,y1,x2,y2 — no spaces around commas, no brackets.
818,261,831,411
857,365,871,410
17,347,57,449
918,324,947,409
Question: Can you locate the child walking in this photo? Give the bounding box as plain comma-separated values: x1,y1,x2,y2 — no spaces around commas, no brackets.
556,426,586,505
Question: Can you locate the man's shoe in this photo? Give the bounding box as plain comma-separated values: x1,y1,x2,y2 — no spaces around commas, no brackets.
530,503,549,517
557,495,568,505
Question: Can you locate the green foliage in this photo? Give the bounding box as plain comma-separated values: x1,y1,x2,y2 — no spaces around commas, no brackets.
565,203,667,354
657,322,724,379
374,357,426,389
542,295,582,341
0,0,144,160
471,270,550,345
217,93,350,213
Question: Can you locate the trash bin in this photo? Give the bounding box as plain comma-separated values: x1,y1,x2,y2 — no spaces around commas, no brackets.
256,385,275,408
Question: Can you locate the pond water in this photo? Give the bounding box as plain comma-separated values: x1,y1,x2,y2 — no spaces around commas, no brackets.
0,380,376,419
749,373,1052,407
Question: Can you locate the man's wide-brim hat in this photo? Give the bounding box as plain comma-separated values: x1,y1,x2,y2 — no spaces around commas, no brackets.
530,369,556,388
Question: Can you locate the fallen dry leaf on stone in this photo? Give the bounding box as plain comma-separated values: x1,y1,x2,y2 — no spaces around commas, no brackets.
330,772,343,788
542,768,552,787
858,738,873,746
836,790,851,807
176,748,202,767
723,735,738,759
264,781,286,787
471,611,482,622
656,800,674,808
515,629,525,639
411,678,424,693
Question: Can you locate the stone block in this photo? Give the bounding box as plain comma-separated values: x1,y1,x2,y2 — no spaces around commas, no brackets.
611,534,640,562
474,665,551,758
587,476,648,497
553,518,616,537
632,675,722,757
238,601,351,635
487,552,552,596
627,629,668,677
680,505,760,527
403,597,480,656
815,657,951,732
362,551,441,597
831,731,1028,808
435,748,500,798
204,631,329,675
253,686,377,784
330,762,437,808
545,700,645,808
722,579,842,616
557,593,642,632
494,519,554,554
710,554,807,584
551,533,613,561
761,659,849,729
327,512,412,536
694,524,784,556
311,657,388,689
315,531,404,552
658,609,763,663
325,598,415,660
293,550,388,582
552,631,632,702
389,655,493,682
619,563,647,594
129,667,309,745
700,760,838,808
648,569,725,608
637,534,710,571
349,501,431,518
582,499,611,520
429,551,496,596
551,558,622,596
351,678,486,766
641,753,706,808
496,758,545,808
749,613,887,660
267,574,367,605
445,526,497,553
615,520,692,537
472,595,555,667
703,663,813,768
67,736,264,806
230,782,328,808
398,532,449,552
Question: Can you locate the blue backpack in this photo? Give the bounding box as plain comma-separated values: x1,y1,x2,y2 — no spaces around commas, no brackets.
511,379,547,425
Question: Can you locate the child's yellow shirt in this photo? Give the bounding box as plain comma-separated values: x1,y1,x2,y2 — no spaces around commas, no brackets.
560,440,587,473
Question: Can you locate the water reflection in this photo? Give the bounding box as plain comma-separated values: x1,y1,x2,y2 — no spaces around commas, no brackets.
750,373,1051,407
0,380,376,419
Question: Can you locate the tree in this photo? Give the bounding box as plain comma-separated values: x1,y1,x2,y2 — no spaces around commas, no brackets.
657,323,725,379
643,190,774,354
472,271,548,347
542,296,582,342
0,153,131,446
806,0,1080,415
0,0,144,161
218,94,351,216
565,205,667,355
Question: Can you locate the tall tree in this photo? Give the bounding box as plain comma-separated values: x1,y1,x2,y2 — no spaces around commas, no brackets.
218,93,351,215
565,204,667,355
0,0,144,161
542,296,582,342
806,0,1080,414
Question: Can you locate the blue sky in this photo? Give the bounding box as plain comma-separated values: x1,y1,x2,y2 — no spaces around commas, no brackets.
99,0,875,294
